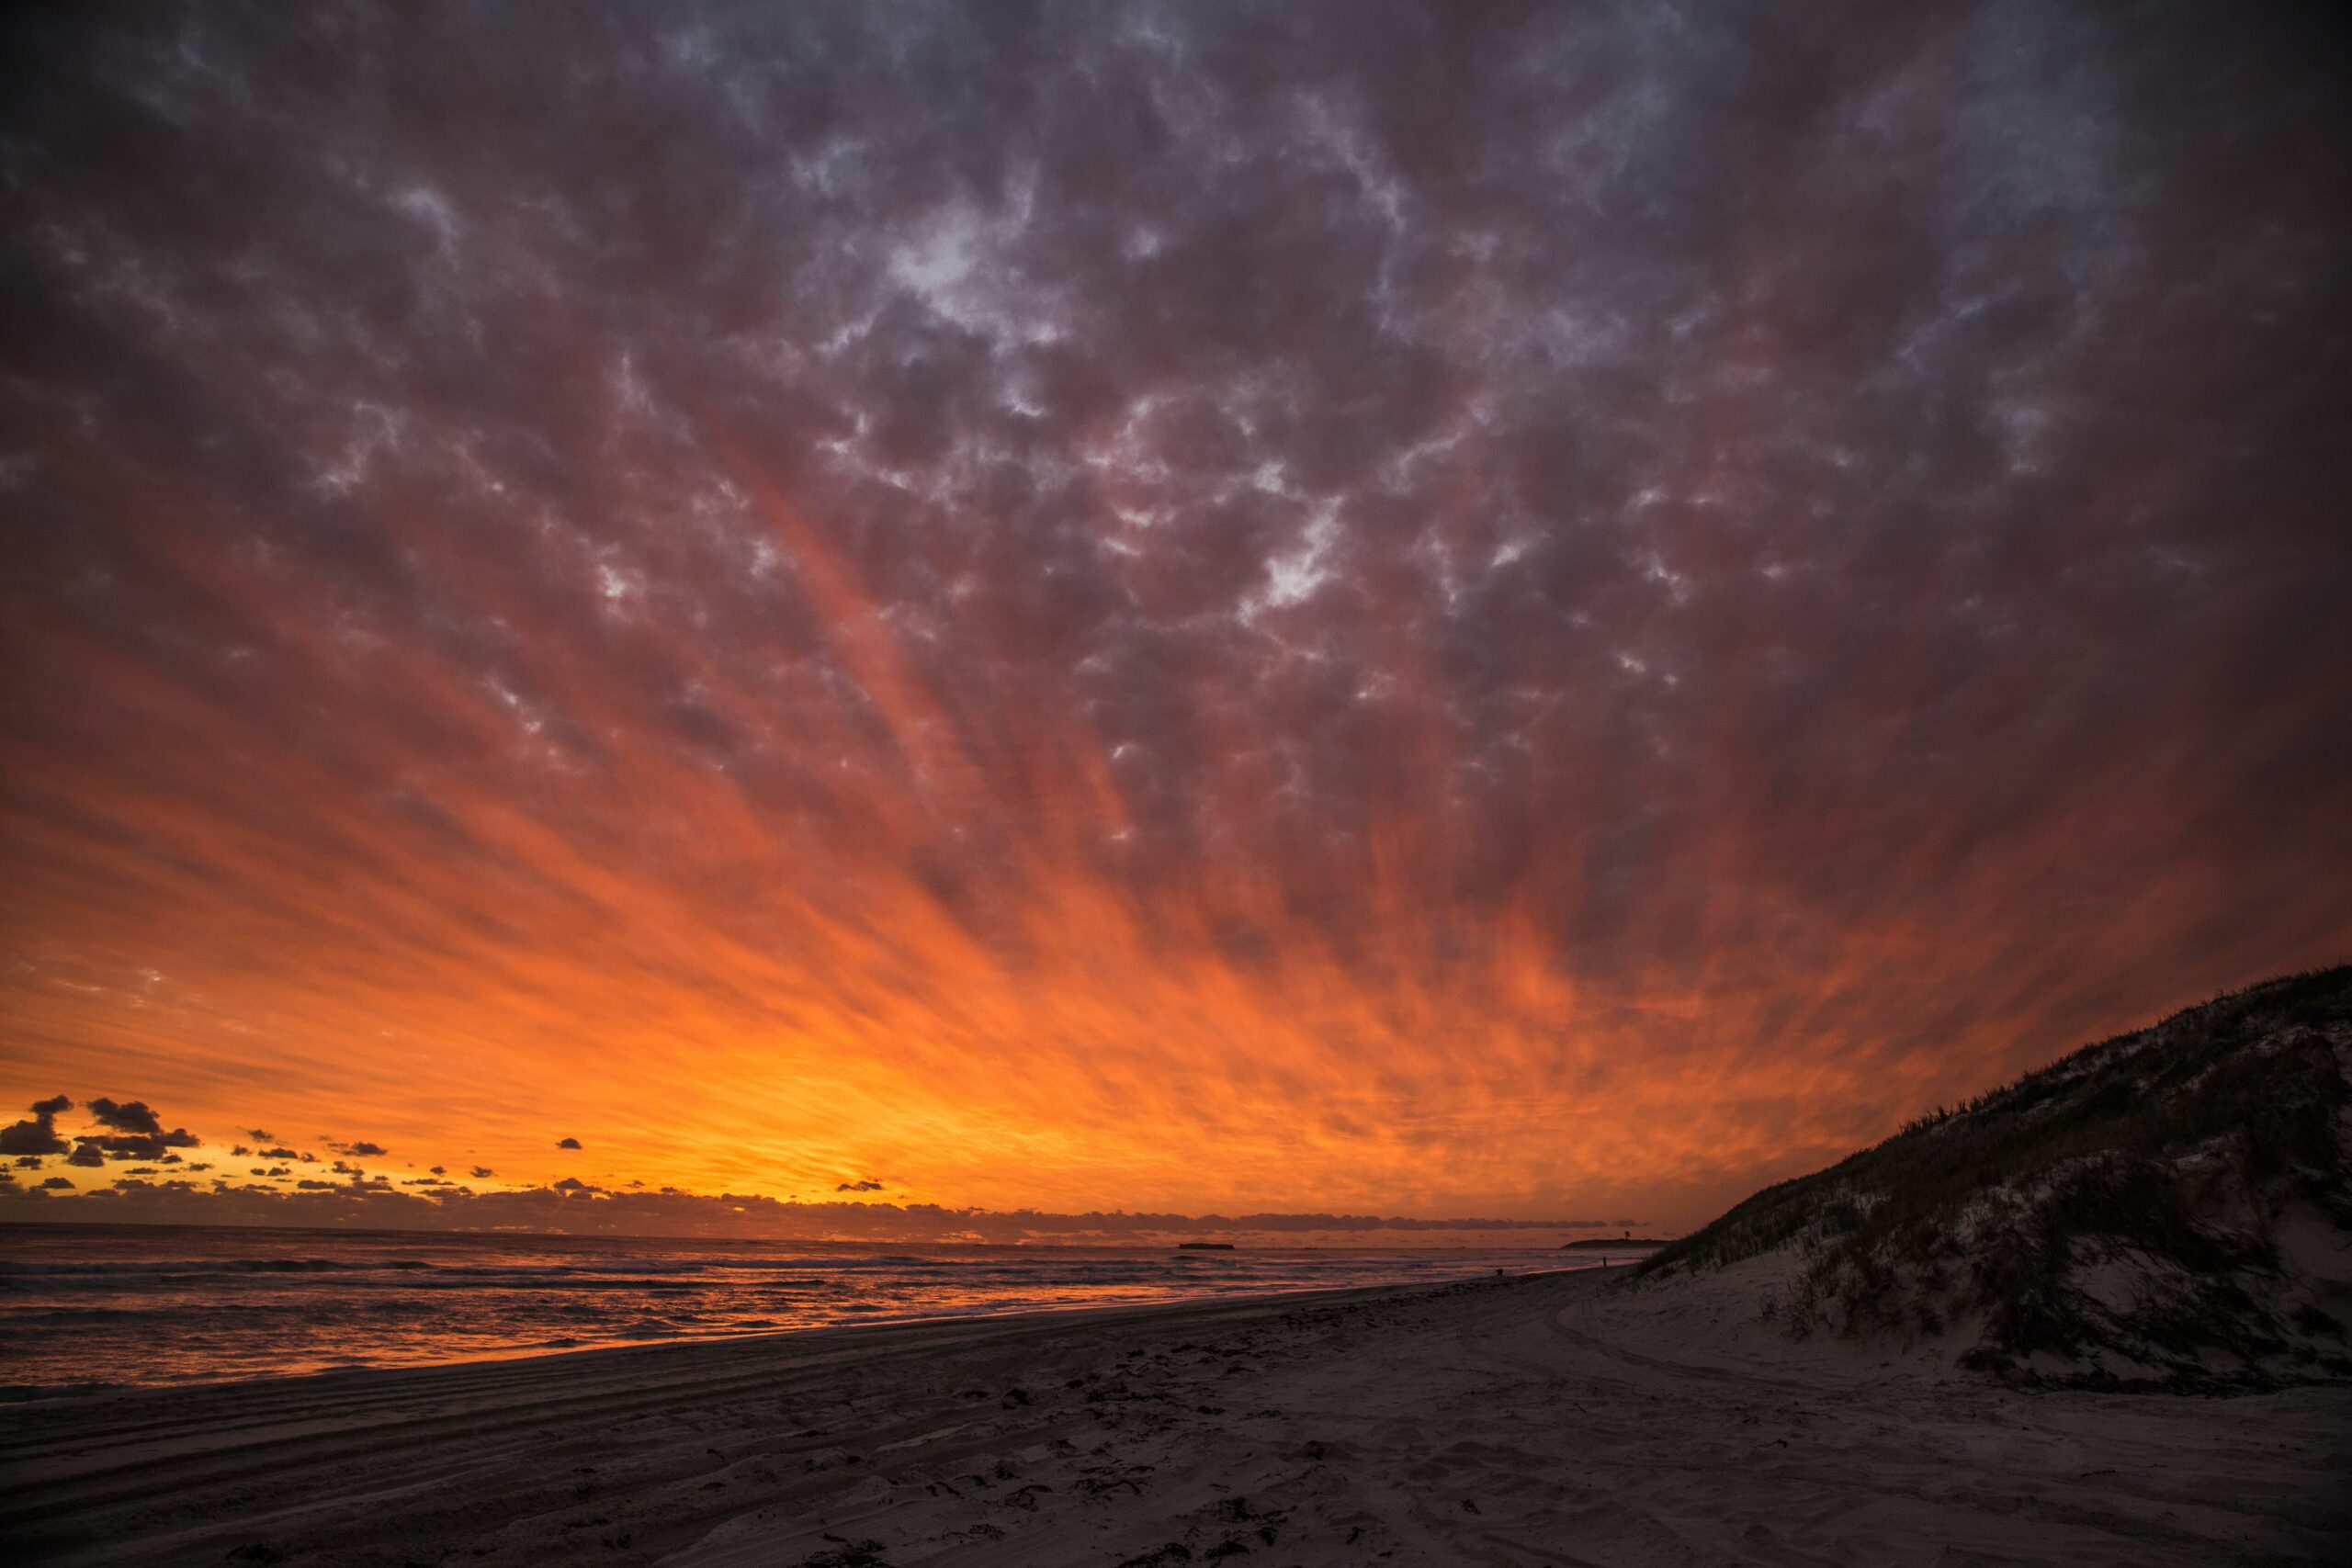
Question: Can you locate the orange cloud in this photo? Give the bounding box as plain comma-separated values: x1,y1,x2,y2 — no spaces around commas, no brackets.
3,0,2348,1233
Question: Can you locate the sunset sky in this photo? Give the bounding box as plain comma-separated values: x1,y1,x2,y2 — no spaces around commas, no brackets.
3,3,2348,1237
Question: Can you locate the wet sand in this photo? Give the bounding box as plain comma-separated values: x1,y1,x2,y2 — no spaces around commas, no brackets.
4,1264,2346,1565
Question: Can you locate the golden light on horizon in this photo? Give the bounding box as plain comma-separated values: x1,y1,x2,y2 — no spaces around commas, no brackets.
3,0,2348,1238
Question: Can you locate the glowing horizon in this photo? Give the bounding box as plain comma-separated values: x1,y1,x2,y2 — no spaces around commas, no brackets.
4,4,2348,1236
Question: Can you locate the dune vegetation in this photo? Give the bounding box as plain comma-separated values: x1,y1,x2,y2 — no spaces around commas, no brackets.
1642,967,2352,1389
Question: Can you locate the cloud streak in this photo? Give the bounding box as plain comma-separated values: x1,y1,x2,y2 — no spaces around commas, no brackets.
0,3,2346,1227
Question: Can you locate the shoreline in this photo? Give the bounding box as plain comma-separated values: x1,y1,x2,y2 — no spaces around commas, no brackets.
5,1266,2344,1566
0,1265,1583,1410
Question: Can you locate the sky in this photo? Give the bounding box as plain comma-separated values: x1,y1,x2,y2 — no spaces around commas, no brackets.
2,2,2348,1240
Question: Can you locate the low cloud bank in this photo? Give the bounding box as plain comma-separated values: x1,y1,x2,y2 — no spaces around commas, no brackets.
0,1178,1634,1245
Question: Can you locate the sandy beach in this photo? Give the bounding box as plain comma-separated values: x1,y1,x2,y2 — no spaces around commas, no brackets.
5,1263,2346,1567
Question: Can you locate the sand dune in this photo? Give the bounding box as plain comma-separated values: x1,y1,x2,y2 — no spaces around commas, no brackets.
4,1264,2346,1566
1638,968,2352,1392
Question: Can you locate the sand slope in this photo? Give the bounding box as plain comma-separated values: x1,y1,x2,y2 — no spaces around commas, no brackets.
1636,967,2352,1391
3,1268,2346,1566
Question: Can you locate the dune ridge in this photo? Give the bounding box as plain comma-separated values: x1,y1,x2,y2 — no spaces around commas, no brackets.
1642,966,2352,1389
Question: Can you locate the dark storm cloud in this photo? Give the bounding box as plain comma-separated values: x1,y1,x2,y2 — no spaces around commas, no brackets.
0,2,2346,1220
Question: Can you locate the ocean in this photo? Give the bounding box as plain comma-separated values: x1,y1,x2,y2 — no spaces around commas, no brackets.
0,1223,1609,1396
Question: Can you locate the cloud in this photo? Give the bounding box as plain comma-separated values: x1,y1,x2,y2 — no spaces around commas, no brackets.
78,1098,200,1154
835,1179,886,1193
87,1097,164,1135
469,1166,495,1179
0,1174,1624,1242
38,1177,74,1190
118,1178,199,1195
64,1145,106,1168
76,1133,196,1161
330,1141,390,1157
556,1138,582,1150
0,3,2346,1230
294,1170,393,1192
0,1097,72,1156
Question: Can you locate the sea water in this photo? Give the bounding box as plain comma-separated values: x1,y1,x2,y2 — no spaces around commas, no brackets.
0,1223,1600,1394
